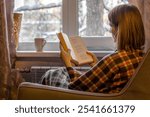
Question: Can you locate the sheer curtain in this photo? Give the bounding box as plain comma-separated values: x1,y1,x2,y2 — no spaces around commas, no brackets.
0,0,23,100
5,0,16,67
0,0,11,99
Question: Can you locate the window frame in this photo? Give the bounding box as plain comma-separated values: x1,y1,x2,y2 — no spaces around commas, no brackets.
16,0,115,54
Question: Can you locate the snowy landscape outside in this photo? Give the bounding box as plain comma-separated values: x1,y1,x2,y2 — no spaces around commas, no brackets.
14,0,128,42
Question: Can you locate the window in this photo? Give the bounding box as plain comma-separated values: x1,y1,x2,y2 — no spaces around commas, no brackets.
14,0,128,52
14,0,62,42
78,0,128,36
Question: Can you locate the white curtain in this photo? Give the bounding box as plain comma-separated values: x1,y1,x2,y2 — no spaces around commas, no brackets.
0,0,24,100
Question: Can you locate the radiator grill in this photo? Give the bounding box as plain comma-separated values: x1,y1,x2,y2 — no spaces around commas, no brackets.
20,66,90,83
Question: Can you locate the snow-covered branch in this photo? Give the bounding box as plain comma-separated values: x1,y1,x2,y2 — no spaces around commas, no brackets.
15,3,62,12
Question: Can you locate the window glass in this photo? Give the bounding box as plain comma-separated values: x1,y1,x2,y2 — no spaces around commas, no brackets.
78,0,128,36
14,0,129,51
14,0,62,42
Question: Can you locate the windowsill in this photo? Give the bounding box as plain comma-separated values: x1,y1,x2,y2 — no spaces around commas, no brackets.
16,51,60,57
16,51,114,58
16,37,115,58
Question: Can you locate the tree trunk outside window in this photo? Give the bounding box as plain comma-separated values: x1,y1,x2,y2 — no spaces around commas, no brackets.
86,0,104,36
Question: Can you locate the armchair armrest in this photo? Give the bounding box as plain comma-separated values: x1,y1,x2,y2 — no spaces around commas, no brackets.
17,82,125,100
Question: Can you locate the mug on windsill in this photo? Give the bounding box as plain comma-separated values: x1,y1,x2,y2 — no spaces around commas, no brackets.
34,38,46,52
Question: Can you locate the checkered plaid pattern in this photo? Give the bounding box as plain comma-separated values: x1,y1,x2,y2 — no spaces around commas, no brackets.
41,67,70,88
68,50,144,93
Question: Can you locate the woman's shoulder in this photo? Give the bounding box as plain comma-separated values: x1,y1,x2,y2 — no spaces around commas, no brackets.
102,49,144,61
99,51,121,65
102,50,121,60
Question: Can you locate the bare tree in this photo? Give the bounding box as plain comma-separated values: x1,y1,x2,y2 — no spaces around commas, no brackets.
86,0,104,36
19,0,61,41
18,0,128,40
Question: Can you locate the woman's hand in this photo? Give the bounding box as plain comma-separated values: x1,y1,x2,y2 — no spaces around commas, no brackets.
87,51,98,67
60,45,78,67
60,45,72,67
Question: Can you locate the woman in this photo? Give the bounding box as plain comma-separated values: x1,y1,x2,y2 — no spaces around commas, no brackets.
42,4,145,93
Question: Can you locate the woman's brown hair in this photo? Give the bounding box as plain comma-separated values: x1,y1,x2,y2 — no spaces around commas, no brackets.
108,4,145,51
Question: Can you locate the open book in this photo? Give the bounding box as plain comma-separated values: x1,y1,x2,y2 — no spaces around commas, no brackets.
57,32,93,65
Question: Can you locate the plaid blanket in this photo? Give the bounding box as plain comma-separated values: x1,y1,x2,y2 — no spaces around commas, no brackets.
40,67,70,88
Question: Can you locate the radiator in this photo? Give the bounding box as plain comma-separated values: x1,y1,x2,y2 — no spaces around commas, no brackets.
20,66,90,83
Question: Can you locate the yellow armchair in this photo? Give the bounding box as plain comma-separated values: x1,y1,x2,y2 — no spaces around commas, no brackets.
17,49,150,100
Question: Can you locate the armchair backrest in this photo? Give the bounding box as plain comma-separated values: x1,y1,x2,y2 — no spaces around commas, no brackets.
119,48,150,99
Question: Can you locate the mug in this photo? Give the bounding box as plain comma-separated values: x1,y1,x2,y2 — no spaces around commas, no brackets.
34,38,46,52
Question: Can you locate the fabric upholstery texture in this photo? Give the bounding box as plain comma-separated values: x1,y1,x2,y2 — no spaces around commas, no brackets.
0,0,11,99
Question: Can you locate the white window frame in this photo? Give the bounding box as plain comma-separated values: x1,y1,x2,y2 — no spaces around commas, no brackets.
16,0,115,57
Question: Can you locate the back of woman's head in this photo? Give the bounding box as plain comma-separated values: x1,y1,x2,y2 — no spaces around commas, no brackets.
108,4,145,51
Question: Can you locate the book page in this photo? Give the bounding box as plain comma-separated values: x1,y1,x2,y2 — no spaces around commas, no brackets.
69,36,93,65
57,32,77,61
